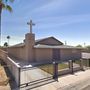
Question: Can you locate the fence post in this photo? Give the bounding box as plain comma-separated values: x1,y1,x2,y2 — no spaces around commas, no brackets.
89,59,90,67
69,60,74,74
53,61,58,81
69,60,72,69
18,67,21,87
80,59,84,71
70,60,74,74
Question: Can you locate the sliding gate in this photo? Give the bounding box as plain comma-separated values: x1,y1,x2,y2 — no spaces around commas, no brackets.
20,63,55,89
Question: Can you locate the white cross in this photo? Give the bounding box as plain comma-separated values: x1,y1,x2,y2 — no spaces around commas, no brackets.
27,20,35,33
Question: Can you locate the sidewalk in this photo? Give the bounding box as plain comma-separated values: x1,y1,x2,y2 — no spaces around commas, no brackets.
31,69,90,90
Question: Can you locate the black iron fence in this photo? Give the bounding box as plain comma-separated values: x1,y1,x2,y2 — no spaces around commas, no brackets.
19,59,90,89
1,58,90,89
20,63,55,88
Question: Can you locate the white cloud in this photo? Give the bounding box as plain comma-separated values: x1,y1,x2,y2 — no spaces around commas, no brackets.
34,14,90,29
30,0,75,16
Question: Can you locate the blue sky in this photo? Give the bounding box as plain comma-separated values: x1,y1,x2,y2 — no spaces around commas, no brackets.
1,0,90,46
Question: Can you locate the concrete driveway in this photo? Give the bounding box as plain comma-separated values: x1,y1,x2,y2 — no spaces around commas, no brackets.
20,67,52,84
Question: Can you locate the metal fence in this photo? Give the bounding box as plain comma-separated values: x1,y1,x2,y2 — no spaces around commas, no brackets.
20,63,55,88
58,59,84,76
1,58,90,89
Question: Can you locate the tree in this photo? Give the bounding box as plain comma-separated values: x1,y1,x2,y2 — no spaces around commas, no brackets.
86,45,90,52
0,0,14,45
7,35,10,45
76,44,83,47
4,42,8,47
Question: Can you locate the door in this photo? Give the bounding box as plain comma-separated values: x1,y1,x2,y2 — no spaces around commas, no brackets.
53,49,60,61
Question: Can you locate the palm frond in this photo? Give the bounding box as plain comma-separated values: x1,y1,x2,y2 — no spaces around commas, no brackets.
5,0,14,3
2,3,5,8
7,36,10,39
5,0,7,2
0,0,2,2
0,0,2,4
9,0,14,3
6,5,12,12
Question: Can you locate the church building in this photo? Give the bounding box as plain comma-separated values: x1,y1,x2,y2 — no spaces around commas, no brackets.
7,20,82,63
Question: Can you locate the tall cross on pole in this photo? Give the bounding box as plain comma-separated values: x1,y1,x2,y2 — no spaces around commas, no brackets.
27,20,35,33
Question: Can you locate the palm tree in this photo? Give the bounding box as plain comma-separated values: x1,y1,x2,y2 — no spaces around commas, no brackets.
7,35,10,45
0,0,14,45
4,42,8,47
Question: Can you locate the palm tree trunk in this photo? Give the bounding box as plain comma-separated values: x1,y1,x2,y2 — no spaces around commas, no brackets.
0,5,2,46
8,39,9,46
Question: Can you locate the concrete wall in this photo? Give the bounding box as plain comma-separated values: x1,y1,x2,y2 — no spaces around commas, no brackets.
35,48,81,62
60,49,81,61
25,33,35,62
7,46,82,62
0,49,7,61
0,49,20,86
8,46,26,61
6,33,82,62
58,67,81,76
7,33,35,62
35,48,52,62
6,57,20,86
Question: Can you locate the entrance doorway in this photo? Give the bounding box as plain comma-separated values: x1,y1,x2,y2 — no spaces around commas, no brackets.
53,49,60,61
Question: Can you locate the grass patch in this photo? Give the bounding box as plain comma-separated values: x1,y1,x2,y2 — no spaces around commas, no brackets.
83,59,89,66
39,63,68,75
75,59,89,67
74,60,80,64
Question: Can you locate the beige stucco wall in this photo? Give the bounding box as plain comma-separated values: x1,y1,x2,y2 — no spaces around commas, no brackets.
35,48,52,62
7,33,35,62
7,46,82,62
25,33,35,62
8,46,26,60
35,48,81,62
6,33,82,62
60,49,81,61
0,49,20,86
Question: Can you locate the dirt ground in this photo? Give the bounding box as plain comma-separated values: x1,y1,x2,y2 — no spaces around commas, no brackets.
0,66,11,90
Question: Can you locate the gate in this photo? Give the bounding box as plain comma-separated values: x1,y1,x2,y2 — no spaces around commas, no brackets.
20,63,55,89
